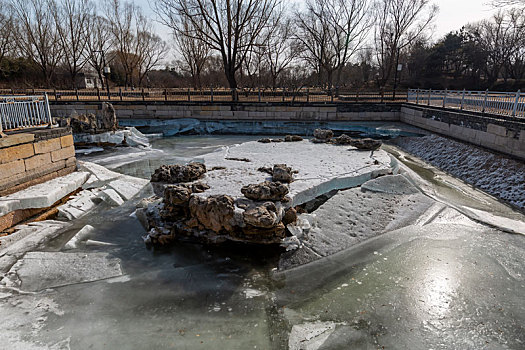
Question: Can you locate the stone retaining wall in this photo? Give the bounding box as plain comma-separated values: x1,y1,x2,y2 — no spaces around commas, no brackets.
400,105,525,160
0,128,77,196
49,101,525,160
49,102,401,121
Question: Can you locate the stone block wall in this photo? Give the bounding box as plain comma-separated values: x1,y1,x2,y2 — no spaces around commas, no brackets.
0,128,77,196
49,102,401,121
400,105,525,160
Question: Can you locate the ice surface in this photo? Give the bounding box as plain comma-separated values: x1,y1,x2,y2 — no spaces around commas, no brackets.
64,225,95,250
278,175,435,269
74,127,151,148
198,140,392,207
108,176,149,201
0,172,89,210
6,251,122,292
0,134,524,350
361,174,420,195
393,134,525,209
288,321,338,350
121,119,424,138
0,221,71,272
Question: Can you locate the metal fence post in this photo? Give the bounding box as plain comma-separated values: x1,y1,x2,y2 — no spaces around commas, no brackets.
44,93,53,127
97,87,101,101
482,89,488,113
306,88,310,103
461,89,466,110
210,87,214,102
427,89,431,106
416,89,420,104
120,88,123,101
443,89,447,108
512,90,521,116
75,88,79,101
188,88,191,102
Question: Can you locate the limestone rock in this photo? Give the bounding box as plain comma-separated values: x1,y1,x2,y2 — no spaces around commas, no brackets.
99,102,118,131
241,181,289,201
282,207,298,226
313,129,333,141
164,185,192,206
189,195,235,232
243,222,286,238
151,162,207,183
349,138,382,151
331,134,354,145
243,202,280,228
191,182,210,193
330,134,382,150
257,166,273,176
70,114,98,133
285,135,303,142
258,138,271,143
272,164,293,183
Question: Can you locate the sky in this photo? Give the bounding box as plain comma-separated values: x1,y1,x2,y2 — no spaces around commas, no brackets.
432,0,500,38
134,0,503,61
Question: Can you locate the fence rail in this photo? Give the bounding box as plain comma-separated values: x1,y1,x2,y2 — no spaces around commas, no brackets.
0,88,408,104
408,88,525,119
0,94,52,133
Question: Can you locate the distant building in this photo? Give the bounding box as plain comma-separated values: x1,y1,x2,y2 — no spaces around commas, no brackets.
76,72,102,89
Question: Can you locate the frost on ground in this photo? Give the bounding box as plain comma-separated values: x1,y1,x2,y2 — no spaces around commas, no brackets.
392,134,525,210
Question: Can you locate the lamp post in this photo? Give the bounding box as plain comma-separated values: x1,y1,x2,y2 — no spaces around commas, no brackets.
393,48,402,101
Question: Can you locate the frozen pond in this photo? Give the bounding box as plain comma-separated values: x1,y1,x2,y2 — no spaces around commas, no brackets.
1,135,524,349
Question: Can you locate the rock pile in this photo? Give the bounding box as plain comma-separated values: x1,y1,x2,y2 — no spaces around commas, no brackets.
312,128,382,150
143,162,296,246
241,181,289,201
284,135,303,142
272,164,294,183
151,162,207,183
55,102,119,134
313,128,334,141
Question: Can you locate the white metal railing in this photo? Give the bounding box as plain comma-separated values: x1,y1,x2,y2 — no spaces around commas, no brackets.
408,88,525,118
0,94,52,134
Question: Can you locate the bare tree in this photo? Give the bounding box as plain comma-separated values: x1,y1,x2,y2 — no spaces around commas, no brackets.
374,0,438,87
85,15,113,89
0,2,14,65
136,30,168,86
295,0,373,89
50,0,94,88
172,16,211,89
262,13,300,89
467,8,525,86
489,0,525,7
105,0,167,88
104,0,141,87
154,0,281,89
10,0,62,85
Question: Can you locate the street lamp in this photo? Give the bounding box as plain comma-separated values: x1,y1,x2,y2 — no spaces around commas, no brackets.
393,48,402,101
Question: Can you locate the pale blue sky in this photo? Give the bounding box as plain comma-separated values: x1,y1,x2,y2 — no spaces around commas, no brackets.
133,0,501,61
134,0,500,38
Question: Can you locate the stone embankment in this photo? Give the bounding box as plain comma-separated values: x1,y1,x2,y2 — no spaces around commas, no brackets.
139,131,389,246
55,102,150,148
0,128,76,197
